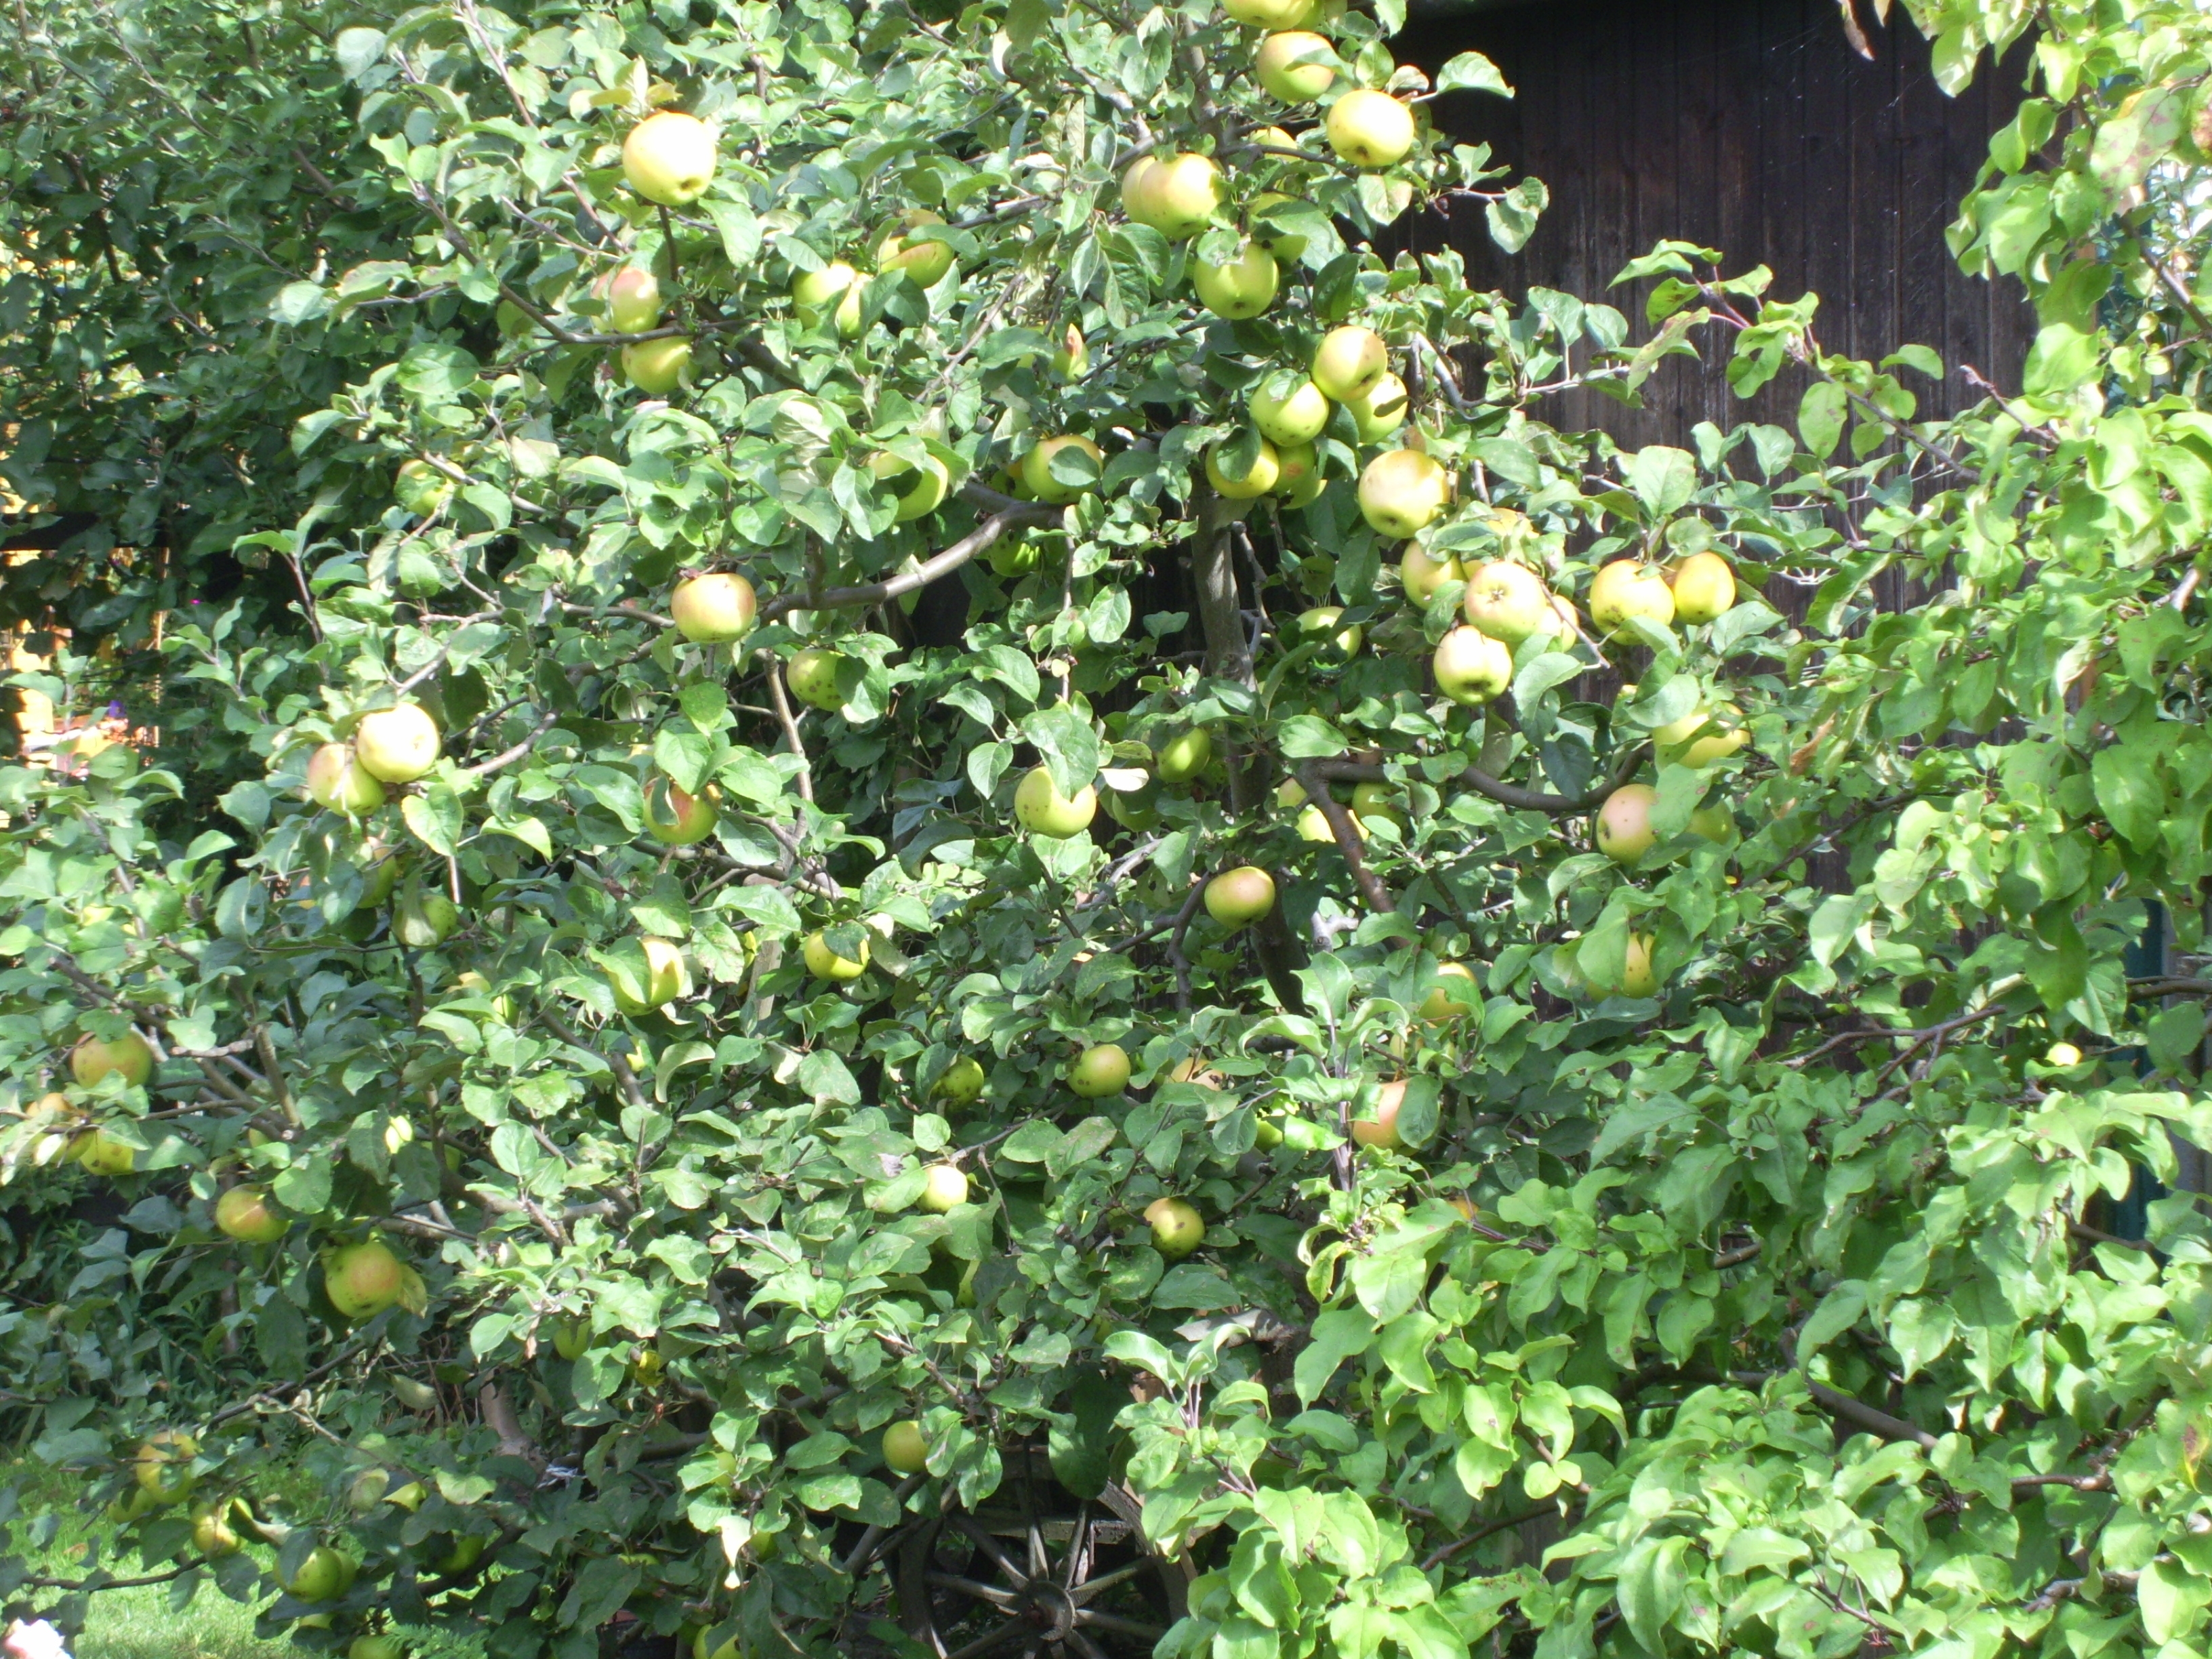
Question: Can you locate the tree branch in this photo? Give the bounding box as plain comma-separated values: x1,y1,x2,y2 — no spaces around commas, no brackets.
1296,763,1393,913
756,506,1054,624
1313,742,1647,817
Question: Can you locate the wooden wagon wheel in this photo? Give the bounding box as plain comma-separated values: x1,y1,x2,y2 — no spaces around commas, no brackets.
893,1453,1189,1659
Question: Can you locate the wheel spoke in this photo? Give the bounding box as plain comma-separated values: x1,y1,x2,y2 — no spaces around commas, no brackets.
1066,1631,1112,1659
951,1511,1032,1588
1076,1609,1165,1642
942,1614,1034,1659
1060,1500,1091,1591
1068,1559,1152,1604
927,1571,1021,1607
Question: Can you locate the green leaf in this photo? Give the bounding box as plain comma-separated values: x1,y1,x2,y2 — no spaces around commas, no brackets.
1797,381,1847,459
1435,52,1511,98
1294,1308,1375,1404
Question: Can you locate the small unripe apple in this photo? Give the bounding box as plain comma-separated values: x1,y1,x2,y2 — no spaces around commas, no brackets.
392,459,451,517
1351,1078,1407,1149
1311,325,1388,402
325,1240,405,1319
72,1031,153,1089
1145,1196,1206,1261
623,111,716,206
802,930,869,982
284,1545,359,1602
644,779,718,846
216,1184,289,1244
935,1057,987,1107
870,452,953,522
306,742,387,815
1344,371,1408,442
1326,89,1417,168
135,1430,199,1504
1351,781,1401,830
1250,377,1331,445
551,1319,591,1361
1249,125,1297,152
1014,766,1098,837
787,647,847,712
1206,437,1280,499
1462,560,1555,647
1068,1043,1131,1098
1668,551,1737,623
1589,560,1676,638
1358,449,1450,539
874,209,955,287
1105,776,1162,830
1298,605,1362,660
1596,783,1658,864
1223,0,1313,24
670,573,757,642
882,1419,930,1474
354,703,441,784
1155,728,1212,783
1204,866,1277,927
1687,803,1734,842
1191,240,1279,319
1432,626,1512,705
600,264,663,333
1402,546,1467,607
1020,434,1104,504
622,336,692,394
918,1162,969,1212
1256,30,1336,101
1420,962,1479,1021
1050,323,1089,380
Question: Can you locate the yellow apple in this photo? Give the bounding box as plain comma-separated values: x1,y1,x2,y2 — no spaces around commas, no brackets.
1250,377,1331,445
874,209,955,287
918,1162,969,1212
192,1504,243,1558
1420,961,1479,1021
1654,704,1748,769
613,937,685,1014
623,111,716,206
1191,239,1279,319
935,1057,987,1107
1351,781,1401,829
1621,934,1660,998
870,452,952,522
72,1031,153,1089
1596,784,1658,863
802,930,869,981
1668,550,1737,624
1204,866,1277,927
1256,30,1336,101
1351,1078,1406,1148
1311,325,1388,401
882,1420,930,1474
644,778,718,846
306,741,386,815
283,1544,359,1602
354,704,439,784
1223,0,1313,24
786,647,846,711
216,1185,289,1244
392,458,451,516
622,336,691,393
76,1129,137,1175
1299,605,1362,659
598,264,663,333
2045,1041,2084,1067
1020,434,1104,504
1433,626,1513,705
1344,371,1408,441
1145,1196,1206,1261
792,262,863,336
1014,765,1098,836
1155,728,1212,783
1297,803,1340,842
135,1431,199,1504
1248,191,1309,262
1206,436,1280,499
1275,441,1323,505
1357,448,1450,538
670,573,757,642
1462,560,1554,647
1124,152,1223,239
1068,1043,1130,1098
1402,546,1467,606
1326,89,1416,168
325,1240,405,1319
1050,323,1089,380
1589,560,1675,638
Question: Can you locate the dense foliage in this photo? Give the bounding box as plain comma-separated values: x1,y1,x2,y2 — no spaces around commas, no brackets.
7,0,2212,1656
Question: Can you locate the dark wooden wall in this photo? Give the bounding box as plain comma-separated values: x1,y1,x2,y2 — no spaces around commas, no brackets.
1392,0,2036,447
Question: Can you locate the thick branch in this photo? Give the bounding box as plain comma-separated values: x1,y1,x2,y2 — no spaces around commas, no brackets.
1313,742,1647,817
1296,762,1393,913
757,506,1055,623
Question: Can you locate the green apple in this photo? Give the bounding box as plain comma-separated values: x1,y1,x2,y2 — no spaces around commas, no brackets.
1351,1078,1406,1149
1191,239,1279,319
306,741,387,815
1122,152,1223,239
1462,560,1554,647
1669,550,1737,623
75,1129,136,1175
135,1430,199,1504
1105,773,1162,829
552,1319,590,1361
621,336,692,393
393,886,457,949
1021,434,1104,504
1014,765,1098,836
1250,377,1331,445
216,1185,289,1244
935,1057,987,1107
1206,436,1280,499
1622,934,1660,998
1155,728,1212,783
1402,546,1466,607
1145,1196,1206,1261
882,1420,930,1475
1357,447,1450,538
1344,371,1408,441
600,264,663,332
1420,961,1479,1021
1204,865,1277,927
1589,560,1676,638
874,209,955,287
393,459,451,517
1350,781,1401,829
283,1544,359,1602
613,936,685,1014
354,703,439,784
793,262,864,337
1068,1042,1130,1098
1686,802,1734,842
1595,783,1658,864
1256,30,1336,101
670,572,757,642
1298,605,1361,660
802,930,869,981
72,1031,153,1088
438,1535,488,1573
623,111,717,206
786,647,846,712
918,1162,968,1212
1326,89,1416,167
350,1637,405,1659
1050,323,1089,380
192,1503,243,1557
644,778,718,845
1311,325,1388,401
870,451,952,522
1297,802,1339,842
325,1240,405,1319
2045,1041,2084,1067
1275,441,1324,506
1248,192,1309,262
1223,0,1313,23
1432,626,1512,705
1654,704,1748,768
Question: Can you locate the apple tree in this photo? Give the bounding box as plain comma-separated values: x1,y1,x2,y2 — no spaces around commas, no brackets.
7,0,2212,1656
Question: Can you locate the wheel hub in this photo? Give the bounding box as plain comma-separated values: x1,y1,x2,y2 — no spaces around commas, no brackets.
1019,1581,1078,1641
